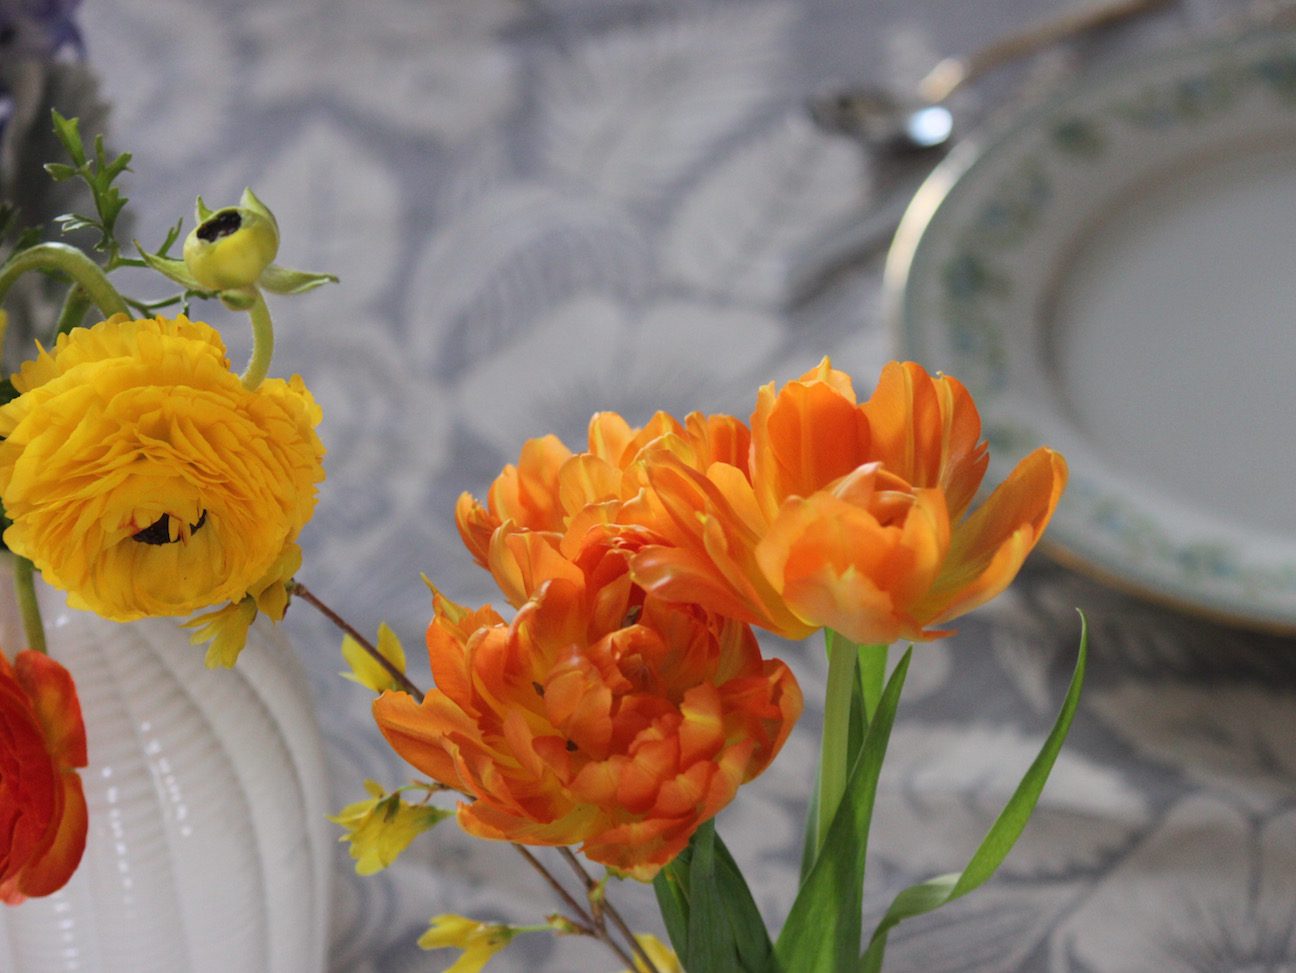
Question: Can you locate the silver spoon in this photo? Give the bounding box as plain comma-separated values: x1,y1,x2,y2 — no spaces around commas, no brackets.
808,0,1176,152
785,0,1176,306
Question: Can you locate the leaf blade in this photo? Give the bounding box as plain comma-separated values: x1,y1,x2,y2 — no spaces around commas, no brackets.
859,617,1088,970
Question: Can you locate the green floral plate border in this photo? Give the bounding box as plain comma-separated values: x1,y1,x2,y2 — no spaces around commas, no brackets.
886,27,1296,632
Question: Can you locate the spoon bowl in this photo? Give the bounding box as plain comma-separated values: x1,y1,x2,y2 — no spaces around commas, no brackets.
808,88,955,153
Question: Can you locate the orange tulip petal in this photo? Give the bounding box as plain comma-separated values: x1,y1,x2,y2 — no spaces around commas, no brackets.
862,361,988,519
919,447,1068,624
755,377,871,509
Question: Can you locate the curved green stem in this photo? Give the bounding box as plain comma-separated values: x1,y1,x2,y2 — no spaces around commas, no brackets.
13,556,47,655
0,242,128,319
56,284,92,335
239,287,274,390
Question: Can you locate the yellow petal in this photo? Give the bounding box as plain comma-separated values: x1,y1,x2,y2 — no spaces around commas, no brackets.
340,622,408,694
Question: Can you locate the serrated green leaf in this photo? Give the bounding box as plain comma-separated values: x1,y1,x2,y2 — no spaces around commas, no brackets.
155,218,184,257
775,649,912,973
43,163,78,182
55,213,100,235
105,151,132,180
258,263,339,295
50,110,86,166
859,618,1088,972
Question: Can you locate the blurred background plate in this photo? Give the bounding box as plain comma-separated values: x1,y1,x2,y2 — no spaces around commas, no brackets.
887,26,1296,631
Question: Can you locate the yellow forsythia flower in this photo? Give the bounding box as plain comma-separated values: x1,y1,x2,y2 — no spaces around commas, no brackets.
619,934,683,973
330,780,448,876
340,622,407,692
0,315,325,635
417,915,514,973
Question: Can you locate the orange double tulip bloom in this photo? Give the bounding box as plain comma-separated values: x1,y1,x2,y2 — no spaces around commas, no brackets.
374,528,800,879
632,359,1067,645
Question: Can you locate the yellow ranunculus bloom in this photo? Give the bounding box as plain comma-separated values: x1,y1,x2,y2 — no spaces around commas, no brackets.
0,314,325,624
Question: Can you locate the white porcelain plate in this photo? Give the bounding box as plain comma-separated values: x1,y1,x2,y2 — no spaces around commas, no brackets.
887,28,1296,630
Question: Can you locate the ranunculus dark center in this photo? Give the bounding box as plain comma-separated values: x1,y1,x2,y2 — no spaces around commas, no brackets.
132,510,208,545
196,210,242,242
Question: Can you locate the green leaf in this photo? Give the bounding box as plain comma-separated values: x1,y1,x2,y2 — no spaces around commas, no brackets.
50,111,86,167
55,213,100,235
653,822,778,973
685,822,729,972
136,244,203,290
859,617,1088,972
258,263,339,295
714,835,776,972
653,855,691,960
775,649,912,973
43,163,78,182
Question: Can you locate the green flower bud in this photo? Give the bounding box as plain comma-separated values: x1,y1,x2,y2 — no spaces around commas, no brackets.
182,188,280,292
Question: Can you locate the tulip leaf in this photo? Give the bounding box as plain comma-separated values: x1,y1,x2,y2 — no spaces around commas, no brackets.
775,648,912,972
715,835,776,973
653,820,777,972
858,617,1088,973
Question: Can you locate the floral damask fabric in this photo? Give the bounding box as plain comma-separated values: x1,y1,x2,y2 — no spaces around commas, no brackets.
75,0,1283,970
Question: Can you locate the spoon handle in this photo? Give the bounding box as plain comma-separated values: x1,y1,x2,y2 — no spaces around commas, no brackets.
918,0,1176,103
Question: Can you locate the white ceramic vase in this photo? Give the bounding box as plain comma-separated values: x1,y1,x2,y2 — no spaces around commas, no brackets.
0,569,331,973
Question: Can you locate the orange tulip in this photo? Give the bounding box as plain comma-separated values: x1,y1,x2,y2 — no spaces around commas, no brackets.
373,528,801,880
0,650,89,904
455,410,750,606
632,359,1067,645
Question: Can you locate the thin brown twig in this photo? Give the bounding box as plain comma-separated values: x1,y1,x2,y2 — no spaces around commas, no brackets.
558,848,662,973
287,578,423,697
514,844,638,969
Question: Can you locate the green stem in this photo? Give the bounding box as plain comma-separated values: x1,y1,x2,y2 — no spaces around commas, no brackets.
13,556,47,655
816,628,858,853
55,284,92,335
239,287,273,390
0,242,128,319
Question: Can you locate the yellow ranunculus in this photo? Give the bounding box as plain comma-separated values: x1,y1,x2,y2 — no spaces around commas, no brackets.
0,314,325,625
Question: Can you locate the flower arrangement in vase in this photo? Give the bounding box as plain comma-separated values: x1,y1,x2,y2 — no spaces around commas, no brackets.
0,34,1084,973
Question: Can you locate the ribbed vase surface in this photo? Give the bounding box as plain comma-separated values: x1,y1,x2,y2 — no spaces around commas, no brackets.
0,573,331,973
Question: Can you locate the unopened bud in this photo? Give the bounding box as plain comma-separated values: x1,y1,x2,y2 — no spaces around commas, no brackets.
183,188,279,291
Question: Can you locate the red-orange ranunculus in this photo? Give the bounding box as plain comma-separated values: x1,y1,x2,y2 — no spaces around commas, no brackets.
373,528,800,880
632,359,1068,645
0,649,89,904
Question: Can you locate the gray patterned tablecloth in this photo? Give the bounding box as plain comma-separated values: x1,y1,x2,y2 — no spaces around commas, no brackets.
38,0,1296,969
